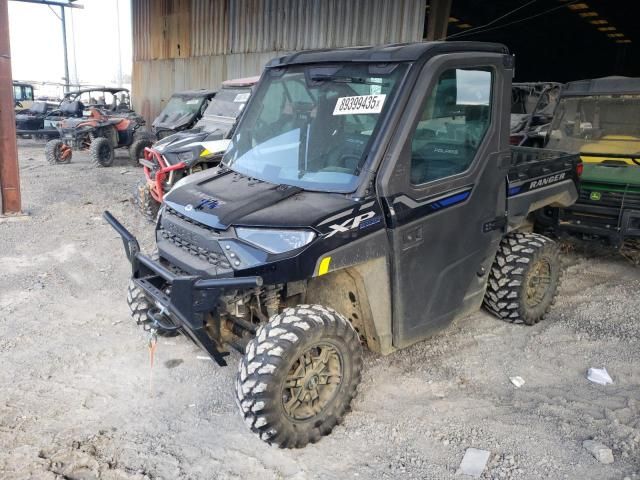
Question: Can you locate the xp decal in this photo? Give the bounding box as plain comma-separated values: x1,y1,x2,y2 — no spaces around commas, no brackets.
325,211,377,238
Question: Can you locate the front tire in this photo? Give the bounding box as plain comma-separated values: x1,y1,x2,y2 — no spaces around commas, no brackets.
129,136,154,166
126,280,179,337
483,232,561,325
134,180,160,222
236,305,363,448
90,137,114,167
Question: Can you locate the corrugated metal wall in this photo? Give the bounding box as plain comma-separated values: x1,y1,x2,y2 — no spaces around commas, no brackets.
132,0,425,121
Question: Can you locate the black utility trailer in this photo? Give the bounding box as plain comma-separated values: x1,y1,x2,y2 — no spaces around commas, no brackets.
106,41,581,448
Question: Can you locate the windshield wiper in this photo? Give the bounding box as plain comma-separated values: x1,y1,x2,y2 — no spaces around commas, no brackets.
310,75,388,87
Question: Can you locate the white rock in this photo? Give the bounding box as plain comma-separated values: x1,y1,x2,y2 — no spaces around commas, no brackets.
509,376,525,388
583,440,614,464
458,448,491,478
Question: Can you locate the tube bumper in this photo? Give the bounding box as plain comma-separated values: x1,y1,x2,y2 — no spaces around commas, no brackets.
103,211,262,365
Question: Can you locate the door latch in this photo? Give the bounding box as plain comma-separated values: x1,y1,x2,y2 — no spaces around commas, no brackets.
482,216,507,233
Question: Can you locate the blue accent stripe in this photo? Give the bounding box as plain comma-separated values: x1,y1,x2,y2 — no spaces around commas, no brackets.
508,185,522,197
437,190,470,207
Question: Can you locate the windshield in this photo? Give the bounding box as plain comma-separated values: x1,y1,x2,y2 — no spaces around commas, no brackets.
547,94,640,157
222,63,408,193
194,87,251,137
157,95,206,123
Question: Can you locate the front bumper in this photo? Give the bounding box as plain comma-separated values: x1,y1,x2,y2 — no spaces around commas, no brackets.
104,211,262,366
141,148,186,203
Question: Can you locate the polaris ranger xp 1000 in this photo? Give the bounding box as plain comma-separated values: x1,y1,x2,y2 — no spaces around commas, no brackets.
106,42,581,448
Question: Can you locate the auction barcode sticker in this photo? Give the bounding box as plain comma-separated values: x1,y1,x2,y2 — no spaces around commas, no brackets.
333,94,386,115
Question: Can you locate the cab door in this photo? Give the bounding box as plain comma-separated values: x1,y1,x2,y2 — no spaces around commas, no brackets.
377,53,512,348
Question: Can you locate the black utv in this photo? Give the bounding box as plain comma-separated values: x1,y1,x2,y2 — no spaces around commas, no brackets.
106,42,581,448
151,89,217,139
136,77,259,221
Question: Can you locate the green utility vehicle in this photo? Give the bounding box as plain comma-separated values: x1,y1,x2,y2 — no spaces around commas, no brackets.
539,77,640,245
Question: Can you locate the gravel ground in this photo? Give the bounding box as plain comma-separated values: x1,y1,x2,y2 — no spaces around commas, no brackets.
1,139,639,480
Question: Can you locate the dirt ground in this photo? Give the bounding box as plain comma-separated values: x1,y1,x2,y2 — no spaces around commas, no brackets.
1,139,639,480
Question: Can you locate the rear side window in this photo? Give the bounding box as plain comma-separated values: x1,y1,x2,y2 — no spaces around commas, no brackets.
410,68,493,185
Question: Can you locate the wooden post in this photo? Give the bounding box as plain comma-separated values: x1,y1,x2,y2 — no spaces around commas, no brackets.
0,0,22,214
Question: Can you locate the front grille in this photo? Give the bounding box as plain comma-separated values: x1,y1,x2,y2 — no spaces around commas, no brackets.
158,228,231,270
579,188,640,209
165,206,221,233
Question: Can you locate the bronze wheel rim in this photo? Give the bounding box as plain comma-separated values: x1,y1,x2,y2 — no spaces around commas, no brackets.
525,258,551,308
281,342,343,421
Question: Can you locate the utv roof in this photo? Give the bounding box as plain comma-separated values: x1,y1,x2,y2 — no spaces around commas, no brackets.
562,76,640,97
171,89,217,98
265,41,509,68
222,76,260,88
64,87,130,97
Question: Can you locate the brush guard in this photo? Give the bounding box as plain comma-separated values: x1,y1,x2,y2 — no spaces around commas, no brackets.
141,147,186,203
103,211,263,366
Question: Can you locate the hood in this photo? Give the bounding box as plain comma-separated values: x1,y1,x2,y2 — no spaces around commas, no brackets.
164,168,356,231
153,129,209,153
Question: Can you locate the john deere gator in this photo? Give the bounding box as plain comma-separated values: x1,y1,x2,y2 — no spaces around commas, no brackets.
539,77,640,246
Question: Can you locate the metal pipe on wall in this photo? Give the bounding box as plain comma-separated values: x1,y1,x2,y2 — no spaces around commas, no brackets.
426,0,452,41
0,0,22,214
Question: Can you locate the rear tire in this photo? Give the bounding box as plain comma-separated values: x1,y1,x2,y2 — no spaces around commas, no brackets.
45,139,71,164
134,180,160,222
483,232,561,325
127,280,179,337
90,137,114,167
236,305,362,448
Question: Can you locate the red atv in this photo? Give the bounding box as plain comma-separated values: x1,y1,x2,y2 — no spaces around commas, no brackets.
45,103,155,167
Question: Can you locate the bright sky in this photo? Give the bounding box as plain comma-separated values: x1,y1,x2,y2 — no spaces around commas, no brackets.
8,0,132,95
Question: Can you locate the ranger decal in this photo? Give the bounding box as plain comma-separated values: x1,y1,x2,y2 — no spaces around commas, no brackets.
527,172,566,190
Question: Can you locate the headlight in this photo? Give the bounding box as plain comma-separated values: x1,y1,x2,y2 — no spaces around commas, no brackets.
177,150,195,162
236,228,316,254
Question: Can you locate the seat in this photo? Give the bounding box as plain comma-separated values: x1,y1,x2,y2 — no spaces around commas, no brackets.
29,102,48,115
60,100,84,117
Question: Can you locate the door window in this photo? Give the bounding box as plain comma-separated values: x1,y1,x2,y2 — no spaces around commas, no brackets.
410,68,492,185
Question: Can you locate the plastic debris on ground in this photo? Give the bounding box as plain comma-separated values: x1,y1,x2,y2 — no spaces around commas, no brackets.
587,367,613,385
458,448,491,478
509,376,525,388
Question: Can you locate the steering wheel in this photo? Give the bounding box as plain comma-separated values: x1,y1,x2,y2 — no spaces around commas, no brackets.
319,154,361,174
